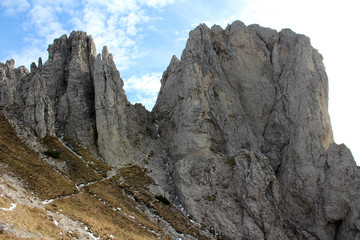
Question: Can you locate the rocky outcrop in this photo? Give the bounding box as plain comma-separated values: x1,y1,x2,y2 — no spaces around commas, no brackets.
0,32,97,150
94,46,131,165
0,31,156,166
153,21,359,239
0,21,359,239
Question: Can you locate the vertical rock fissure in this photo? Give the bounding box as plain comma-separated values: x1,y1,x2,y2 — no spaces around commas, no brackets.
1,22,359,240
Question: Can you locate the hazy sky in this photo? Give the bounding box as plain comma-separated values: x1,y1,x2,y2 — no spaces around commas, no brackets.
1,0,359,163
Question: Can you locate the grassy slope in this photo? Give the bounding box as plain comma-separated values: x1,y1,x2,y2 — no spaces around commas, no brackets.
0,113,214,239
0,114,78,200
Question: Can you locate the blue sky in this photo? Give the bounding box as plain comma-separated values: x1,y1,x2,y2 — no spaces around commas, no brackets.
1,0,359,163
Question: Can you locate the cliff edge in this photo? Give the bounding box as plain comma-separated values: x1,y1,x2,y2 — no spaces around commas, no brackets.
1,21,359,239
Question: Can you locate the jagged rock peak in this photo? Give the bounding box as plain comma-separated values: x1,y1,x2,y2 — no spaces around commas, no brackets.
1,22,359,240
47,31,96,60
153,20,357,239
5,59,15,68
0,30,158,168
101,45,109,59
0,31,112,153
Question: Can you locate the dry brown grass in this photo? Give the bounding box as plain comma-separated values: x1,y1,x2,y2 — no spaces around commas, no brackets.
41,136,103,184
62,137,111,178
111,165,210,239
46,192,161,240
0,113,214,239
0,202,63,240
0,114,78,200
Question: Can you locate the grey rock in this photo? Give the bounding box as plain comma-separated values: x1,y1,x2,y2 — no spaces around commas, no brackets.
0,32,97,148
94,46,132,166
323,144,360,239
50,31,97,149
153,21,358,239
0,221,4,234
0,59,28,108
0,31,158,166
173,149,288,239
1,21,359,240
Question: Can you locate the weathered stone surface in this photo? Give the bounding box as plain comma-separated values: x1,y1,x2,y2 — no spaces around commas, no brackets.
0,59,54,138
51,32,97,148
94,46,131,166
172,149,289,239
0,31,97,149
1,21,359,240
323,144,360,238
0,60,24,107
153,21,359,239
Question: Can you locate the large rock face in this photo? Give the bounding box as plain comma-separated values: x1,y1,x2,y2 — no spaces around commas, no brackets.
1,21,359,239
153,21,359,239
0,32,97,149
0,31,158,166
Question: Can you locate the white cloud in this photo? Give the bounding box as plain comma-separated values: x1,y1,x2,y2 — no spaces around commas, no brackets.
27,5,66,39
124,72,162,110
71,0,172,71
140,0,176,8
201,15,238,29
121,11,150,36
4,0,176,72
87,0,139,14
7,47,47,69
125,72,162,93
0,0,30,15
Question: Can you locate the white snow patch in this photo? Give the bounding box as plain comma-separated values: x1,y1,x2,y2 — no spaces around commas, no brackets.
189,218,201,226
58,137,83,159
42,199,55,204
155,123,160,138
106,168,117,179
0,203,17,211
87,229,100,240
124,212,136,219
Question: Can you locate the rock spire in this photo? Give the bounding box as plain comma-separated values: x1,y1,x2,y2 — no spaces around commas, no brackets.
1,21,359,239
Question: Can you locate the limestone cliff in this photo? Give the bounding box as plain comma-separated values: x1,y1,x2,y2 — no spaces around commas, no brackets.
153,21,360,239
0,21,359,239
0,31,157,166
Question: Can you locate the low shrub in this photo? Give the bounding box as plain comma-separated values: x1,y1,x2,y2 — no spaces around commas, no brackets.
43,150,60,159
155,195,170,205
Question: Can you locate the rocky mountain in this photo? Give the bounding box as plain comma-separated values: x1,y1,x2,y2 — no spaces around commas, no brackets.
1,20,359,239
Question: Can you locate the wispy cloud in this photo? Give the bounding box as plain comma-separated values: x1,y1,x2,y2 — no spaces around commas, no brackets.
124,72,162,110
0,0,30,15
1,0,174,111
1,0,176,70
26,5,66,39
140,0,176,8
71,0,175,71
7,47,46,68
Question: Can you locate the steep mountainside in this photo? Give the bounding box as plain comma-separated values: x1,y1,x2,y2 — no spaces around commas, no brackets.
1,21,359,239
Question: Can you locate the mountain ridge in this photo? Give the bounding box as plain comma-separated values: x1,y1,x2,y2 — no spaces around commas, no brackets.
1,21,359,239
